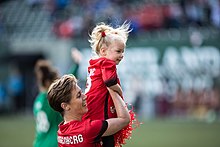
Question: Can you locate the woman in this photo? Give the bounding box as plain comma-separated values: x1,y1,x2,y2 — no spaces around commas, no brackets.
47,74,130,147
33,60,63,147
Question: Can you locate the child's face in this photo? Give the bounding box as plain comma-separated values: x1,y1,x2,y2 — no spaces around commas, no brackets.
105,39,125,65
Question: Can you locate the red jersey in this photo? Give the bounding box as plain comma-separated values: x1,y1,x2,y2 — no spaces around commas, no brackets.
83,57,138,147
83,57,121,120
57,119,108,147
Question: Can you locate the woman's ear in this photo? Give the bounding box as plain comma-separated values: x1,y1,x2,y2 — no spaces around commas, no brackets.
61,102,70,111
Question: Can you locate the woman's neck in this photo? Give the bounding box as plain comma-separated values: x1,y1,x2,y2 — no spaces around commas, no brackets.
39,86,47,92
64,114,82,124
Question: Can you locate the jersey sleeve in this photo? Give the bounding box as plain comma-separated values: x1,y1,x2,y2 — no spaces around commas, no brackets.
101,59,118,87
86,119,108,143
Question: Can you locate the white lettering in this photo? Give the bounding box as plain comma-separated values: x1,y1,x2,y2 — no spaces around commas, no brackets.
85,68,96,93
58,134,84,145
36,111,49,132
78,134,83,142
73,135,78,144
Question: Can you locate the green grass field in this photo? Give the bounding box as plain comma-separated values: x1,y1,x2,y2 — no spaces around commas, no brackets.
0,115,220,147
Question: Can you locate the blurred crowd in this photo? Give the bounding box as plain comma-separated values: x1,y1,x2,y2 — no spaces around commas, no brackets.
26,0,220,38
154,81,220,122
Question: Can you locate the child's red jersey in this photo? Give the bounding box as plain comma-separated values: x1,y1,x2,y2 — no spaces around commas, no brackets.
83,57,138,147
83,57,121,121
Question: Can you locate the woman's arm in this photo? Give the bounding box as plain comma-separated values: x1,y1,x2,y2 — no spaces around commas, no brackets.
102,88,130,136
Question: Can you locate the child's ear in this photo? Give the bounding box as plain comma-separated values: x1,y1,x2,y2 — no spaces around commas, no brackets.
100,46,107,56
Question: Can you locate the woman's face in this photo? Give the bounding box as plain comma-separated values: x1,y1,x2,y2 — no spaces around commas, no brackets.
105,39,125,65
68,83,88,116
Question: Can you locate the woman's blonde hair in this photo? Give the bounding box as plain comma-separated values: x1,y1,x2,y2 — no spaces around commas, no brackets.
89,21,131,55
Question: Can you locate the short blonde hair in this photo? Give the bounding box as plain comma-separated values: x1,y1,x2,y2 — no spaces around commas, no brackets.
89,22,131,55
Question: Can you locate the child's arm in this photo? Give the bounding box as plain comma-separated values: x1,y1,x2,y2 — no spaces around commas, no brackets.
109,83,123,97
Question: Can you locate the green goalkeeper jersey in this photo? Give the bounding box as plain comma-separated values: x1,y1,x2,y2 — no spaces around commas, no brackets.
33,92,63,147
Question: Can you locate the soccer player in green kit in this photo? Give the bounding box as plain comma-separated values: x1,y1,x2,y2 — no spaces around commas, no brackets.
33,60,63,147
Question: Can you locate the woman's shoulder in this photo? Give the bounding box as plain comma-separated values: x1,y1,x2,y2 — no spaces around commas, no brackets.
34,92,46,104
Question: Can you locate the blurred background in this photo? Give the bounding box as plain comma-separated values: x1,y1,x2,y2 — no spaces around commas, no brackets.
0,0,220,147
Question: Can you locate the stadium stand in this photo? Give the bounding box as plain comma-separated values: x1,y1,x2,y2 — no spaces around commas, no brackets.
0,0,219,120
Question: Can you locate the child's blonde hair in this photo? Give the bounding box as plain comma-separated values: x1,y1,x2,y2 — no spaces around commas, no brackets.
89,21,131,56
